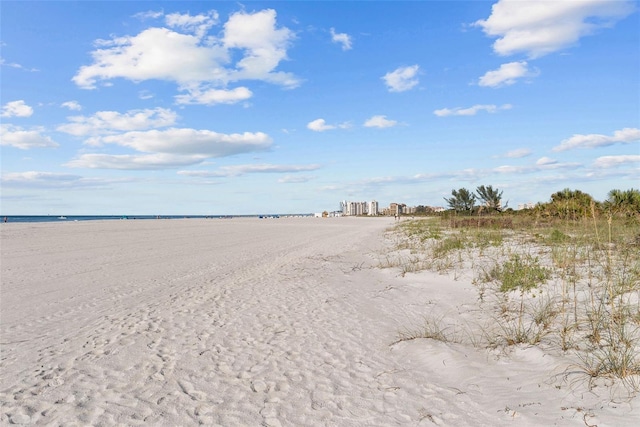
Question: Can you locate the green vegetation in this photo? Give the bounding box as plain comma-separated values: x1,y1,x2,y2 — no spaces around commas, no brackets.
486,254,550,293
381,187,640,397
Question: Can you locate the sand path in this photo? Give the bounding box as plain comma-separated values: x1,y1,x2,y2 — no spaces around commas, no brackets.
0,218,432,426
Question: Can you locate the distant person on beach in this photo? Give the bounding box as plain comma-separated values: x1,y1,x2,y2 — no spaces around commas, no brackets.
3,217,7,223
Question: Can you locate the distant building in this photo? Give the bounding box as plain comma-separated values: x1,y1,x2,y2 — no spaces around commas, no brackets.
389,203,405,216
368,200,378,216
517,202,535,210
340,200,379,216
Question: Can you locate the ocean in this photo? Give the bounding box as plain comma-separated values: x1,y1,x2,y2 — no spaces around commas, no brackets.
1,214,308,223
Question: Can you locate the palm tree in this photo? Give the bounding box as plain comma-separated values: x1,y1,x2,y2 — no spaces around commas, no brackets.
444,188,476,213
605,189,640,216
548,188,595,220
476,185,506,212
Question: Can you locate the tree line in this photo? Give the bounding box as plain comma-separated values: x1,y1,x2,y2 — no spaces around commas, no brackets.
442,186,640,219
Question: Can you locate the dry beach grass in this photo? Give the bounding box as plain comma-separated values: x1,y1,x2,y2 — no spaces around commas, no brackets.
1,216,639,426
385,214,640,399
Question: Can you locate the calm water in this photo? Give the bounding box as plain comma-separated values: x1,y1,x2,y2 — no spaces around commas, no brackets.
1,214,307,223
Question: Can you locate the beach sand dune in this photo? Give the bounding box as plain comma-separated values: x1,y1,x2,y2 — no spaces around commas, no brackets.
1,218,637,426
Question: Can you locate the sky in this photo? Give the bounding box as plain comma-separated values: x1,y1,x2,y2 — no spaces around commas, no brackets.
1,0,639,215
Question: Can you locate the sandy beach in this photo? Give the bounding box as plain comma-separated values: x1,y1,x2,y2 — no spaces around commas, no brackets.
1,218,638,426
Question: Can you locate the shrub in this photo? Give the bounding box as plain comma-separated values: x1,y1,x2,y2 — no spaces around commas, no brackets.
488,254,551,293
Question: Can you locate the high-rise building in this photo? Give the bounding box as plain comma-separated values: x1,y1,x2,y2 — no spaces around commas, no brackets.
368,200,378,216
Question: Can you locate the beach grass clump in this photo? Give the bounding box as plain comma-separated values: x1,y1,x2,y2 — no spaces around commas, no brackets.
471,230,504,249
395,317,455,344
431,234,466,258
486,254,551,293
548,229,571,244
575,324,640,392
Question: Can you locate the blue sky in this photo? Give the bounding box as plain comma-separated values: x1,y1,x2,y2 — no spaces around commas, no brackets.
1,1,638,215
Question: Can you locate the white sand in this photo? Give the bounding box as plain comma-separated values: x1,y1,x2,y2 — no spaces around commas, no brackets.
1,218,638,426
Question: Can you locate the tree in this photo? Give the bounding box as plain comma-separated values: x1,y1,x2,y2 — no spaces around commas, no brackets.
547,188,595,220
476,185,506,212
444,188,476,213
605,189,640,216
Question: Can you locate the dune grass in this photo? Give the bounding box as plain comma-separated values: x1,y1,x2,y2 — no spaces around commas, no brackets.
382,213,640,396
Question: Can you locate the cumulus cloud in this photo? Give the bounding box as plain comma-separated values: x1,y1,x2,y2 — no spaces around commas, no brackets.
553,127,640,151
307,119,335,132
61,101,82,111
474,0,635,58
95,128,272,158
72,9,298,104
330,28,352,50
434,103,512,117
382,65,419,92
133,10,164,20
65,153,206,170
592,155,640,168
165,10,219,38
505,148,532,158
175,86,252,105
363,115,397,128
536,157,558,166
222,9,298,87
57,108,178,136
179,163,321,177
1,100,34,117
0,124,58,149
478,61,535,87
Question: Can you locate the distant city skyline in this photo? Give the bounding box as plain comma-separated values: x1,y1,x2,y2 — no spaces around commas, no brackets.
1,1,638,215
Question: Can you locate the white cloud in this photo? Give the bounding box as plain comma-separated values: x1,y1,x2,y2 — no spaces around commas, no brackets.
434,104,512,117
133,10,164,20
0,58,39,72
0,124,58,149
65,153,206,170
278,175,313,183
493,157,580,174
307,119,335,132
57,107,178,136
138,90,154,100
553,127,640,151
61,101,82,111
96,128,272,157
330,28,352,50
474,0,635,58
165,10,219,38
2,171,78,182
1,100,34,117
363,115,397,128
175,86,252,105
179,163,321,177
73,27,227,89
72,9,298,104
1,171,131,189
478,61,535,87
592,155,640,168
505,148,532,158
536,157,558,166
222,9,298,87
382,65,419,92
